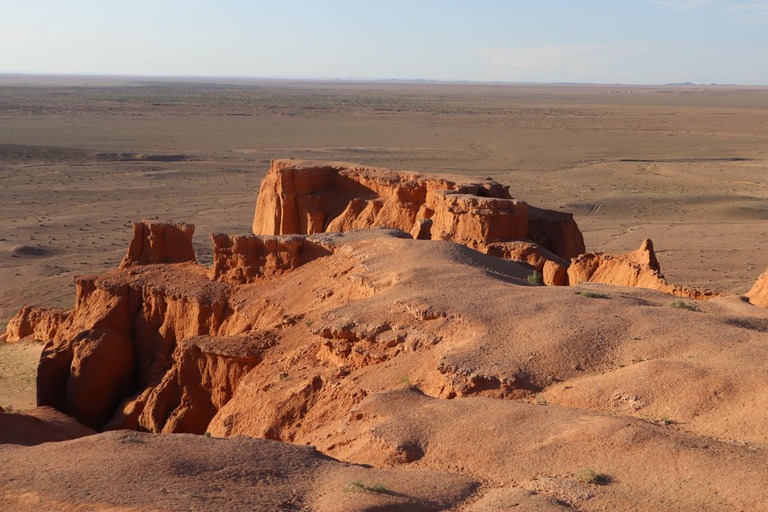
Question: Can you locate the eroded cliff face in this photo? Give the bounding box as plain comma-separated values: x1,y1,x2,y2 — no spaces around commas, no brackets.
120,219,196,268
210,232,336,284
251,159,584,282
569,239,721,300
4,306,69,342
7,161,768,511
0,162,740,440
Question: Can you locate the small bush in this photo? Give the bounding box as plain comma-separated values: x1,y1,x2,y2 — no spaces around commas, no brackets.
574,467,611,485
343,480,390,494
669,300,700,312
527,270,543,286
577,290,608,299
660,416,675,426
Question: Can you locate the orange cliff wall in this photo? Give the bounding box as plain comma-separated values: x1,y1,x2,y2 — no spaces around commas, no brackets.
251,160,585,260
251,159,584,285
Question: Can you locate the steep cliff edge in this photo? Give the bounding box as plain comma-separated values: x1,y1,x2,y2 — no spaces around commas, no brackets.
4,161,768,511
251,159,584,283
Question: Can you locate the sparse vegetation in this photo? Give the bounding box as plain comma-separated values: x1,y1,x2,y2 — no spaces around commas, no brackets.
204,431,212,437
527,270,543,286
669,300,700,312
577,290,609,299
343,480,390,494
660,416,675,426
574,467,611,485
116,432,144,444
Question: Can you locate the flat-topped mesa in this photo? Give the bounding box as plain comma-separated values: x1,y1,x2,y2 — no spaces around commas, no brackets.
252,160,585,267
569,239,722,300
120,219,196,268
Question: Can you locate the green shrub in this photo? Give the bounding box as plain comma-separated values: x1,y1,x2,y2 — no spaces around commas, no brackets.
577,290,608,299
574,467,610,485
343,480,390,493
527,270,543,286
669,300,700,312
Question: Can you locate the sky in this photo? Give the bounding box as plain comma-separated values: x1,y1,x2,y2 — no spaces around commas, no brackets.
1,0,767,85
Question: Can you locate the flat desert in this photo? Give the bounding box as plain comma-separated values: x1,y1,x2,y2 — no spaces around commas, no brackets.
2,77,768,511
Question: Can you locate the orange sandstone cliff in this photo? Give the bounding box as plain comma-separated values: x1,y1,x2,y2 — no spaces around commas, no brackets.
569,239,721,300
5,162,768,510
251,159,584,285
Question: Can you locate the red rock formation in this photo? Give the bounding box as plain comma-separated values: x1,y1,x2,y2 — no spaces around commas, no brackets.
746,270,768,307
485,241,568,286
210,232,334,284
33,264,233,430
568,239,721,300
252,159,583,266
120,219,196,268
4,306,68,342
107,332,275,434
527,205,586,260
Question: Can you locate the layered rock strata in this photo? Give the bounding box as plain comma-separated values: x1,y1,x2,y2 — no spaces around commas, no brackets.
120,219,196,268
252,159,584,284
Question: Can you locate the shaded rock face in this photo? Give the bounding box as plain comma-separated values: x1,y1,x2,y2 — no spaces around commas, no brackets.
252,159,584,271
568,239,721,300
0,406,95,446
120,219,196,268
32,266,237,432
210,232,335,284
0,162,733,440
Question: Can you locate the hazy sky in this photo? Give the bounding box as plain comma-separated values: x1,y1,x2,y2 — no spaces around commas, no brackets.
1,0,767,84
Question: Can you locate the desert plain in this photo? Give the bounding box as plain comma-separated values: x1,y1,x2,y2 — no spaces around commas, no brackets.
1,76,768,510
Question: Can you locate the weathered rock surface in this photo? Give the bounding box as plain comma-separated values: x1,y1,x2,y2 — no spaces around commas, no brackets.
746,269,768,307
210,232,335,284
120,218,196,268
6,161,768,510
252,159,583,275
3,306,68,342
568,239,721,300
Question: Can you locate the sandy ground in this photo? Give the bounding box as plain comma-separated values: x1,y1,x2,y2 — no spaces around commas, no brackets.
2,78,768,509
1,78,767,328
0,340,41,409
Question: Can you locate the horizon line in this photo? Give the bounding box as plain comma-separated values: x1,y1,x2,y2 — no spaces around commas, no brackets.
0,72,766,89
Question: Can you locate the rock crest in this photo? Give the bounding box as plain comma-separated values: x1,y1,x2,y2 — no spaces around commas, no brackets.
252,159,584,282
569,239,721,300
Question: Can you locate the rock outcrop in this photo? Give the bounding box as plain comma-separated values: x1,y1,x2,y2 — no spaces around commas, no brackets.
120,219,196,268
6,160,768,511
746,269,768,307
210,232,335,284
3,306,69,342
568,239,721,300
252,160,584,277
